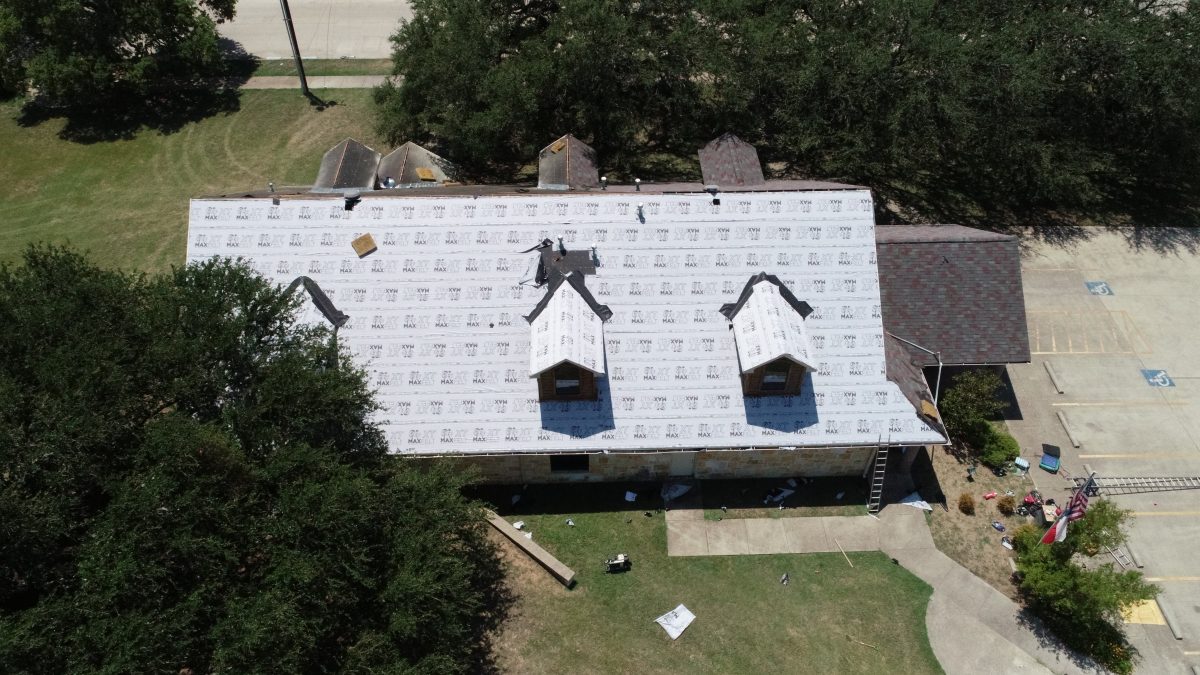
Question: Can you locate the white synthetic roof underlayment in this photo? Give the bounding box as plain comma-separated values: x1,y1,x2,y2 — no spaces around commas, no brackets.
730,279,816,373
186,189,945,455
527,278,607,376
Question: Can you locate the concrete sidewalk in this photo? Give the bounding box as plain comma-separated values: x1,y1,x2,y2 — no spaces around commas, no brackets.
665,505,1098,674
242,75,388,89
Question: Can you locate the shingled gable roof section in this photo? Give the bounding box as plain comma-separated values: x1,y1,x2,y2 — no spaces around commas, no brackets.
699,133,766,187
313,138,381,192
875,224,1031,366
884,335,948,442
537,134,600,190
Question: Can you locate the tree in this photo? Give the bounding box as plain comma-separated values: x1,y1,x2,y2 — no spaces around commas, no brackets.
378,0,1200,230
1012,502,1158,674
937,369,1006,447
0,0,237,107
0,246,508,673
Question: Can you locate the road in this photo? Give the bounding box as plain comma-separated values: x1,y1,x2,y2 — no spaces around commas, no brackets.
218,0,412,59
1005,229,1200,673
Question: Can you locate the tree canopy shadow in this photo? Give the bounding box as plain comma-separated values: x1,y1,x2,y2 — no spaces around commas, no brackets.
14,40,258,144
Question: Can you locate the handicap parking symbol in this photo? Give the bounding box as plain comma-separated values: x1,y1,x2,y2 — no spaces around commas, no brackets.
1141,369,1175,387
1085,281,1114,296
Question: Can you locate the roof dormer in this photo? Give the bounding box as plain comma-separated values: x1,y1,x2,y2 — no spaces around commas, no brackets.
526,273,612,401
720,272,815,397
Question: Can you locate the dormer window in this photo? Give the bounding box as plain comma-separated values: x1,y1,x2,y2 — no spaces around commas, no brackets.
719,272,815,398
526,272,612,402
554,363,583,396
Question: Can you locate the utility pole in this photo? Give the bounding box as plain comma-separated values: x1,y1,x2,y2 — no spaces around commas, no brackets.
278,0,310,96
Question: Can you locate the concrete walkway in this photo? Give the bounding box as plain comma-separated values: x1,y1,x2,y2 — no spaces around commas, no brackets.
664,504,1098,674
242,75,388,89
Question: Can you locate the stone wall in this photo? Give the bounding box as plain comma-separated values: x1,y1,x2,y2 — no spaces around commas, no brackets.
435,446,876,484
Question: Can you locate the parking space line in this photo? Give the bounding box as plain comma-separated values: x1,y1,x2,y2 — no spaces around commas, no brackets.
1053,401,1190,407
1078,453,1194,459
1146,577,1200,582
1132,512,1200,517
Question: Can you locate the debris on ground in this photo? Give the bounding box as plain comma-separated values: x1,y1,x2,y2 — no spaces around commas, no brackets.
763,487,795,504
513,520,525,530
654,604,696,640
1001,536,1014,550
661,482,692,502
566,518,575,527
835,491,845,500
780,573,790,585
624,491,638,502
991,521,1006,532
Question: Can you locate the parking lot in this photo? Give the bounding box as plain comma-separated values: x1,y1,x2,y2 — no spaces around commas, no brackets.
1005,229,1200,672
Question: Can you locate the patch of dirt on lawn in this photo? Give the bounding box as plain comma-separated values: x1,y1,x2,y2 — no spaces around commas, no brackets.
487,529,575,674
923,446,1039,600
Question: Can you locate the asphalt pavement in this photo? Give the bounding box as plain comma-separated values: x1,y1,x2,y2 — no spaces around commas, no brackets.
1005,229,1200,673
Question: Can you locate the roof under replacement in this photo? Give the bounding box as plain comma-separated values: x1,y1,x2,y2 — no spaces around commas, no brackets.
526,274,610,376
313,138,381,192
699,133,766,187
377,141,456,188
538,134,600,190
724,275,817,373
186,188,945,455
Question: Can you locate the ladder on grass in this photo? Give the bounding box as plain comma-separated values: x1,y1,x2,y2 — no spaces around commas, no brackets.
1074,476,1200,496
867,446,888,513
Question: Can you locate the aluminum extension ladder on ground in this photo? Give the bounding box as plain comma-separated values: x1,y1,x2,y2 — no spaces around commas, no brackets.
1107,546,1134,569
867,447,888,513
1075,475,1200,496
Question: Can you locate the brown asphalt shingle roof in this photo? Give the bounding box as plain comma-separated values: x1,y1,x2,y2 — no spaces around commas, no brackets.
876,225,1031,366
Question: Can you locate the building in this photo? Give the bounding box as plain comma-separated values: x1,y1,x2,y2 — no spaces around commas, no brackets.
185,135,951,486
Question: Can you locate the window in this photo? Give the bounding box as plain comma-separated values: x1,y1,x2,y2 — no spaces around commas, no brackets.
554,363,582,396
550,454,590,473
761,359,791,391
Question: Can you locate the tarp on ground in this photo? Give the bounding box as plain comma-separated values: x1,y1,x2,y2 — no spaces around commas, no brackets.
654,604,696,640
898,491,933,511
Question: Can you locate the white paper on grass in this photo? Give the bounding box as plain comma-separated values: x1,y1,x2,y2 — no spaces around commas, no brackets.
898,492,933,511
654,604,696,640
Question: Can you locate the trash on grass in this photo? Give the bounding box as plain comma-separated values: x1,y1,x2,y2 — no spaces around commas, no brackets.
625,491,638,502
992,521,1006,532
1001,536,1014,550
513,520,525,530
835,491,845,500
780,573,790,585
654,604,696,640
984,491,997,500
523,531,533,540
566,518,575,527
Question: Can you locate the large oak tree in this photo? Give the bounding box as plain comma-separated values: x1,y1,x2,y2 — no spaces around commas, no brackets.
0,247,507,674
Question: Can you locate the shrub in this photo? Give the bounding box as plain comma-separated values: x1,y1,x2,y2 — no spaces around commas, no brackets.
997,495,1016,516
958,492,976,515
937,370,1006,445
980,427,1021,468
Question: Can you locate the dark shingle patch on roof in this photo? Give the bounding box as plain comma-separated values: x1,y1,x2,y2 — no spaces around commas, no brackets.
884,335,947,440
524,272,613,324
876,225,1030,366
313,138,381,192
719,271,813,320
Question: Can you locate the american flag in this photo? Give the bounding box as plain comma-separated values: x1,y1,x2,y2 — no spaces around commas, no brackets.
1040,474,1094,544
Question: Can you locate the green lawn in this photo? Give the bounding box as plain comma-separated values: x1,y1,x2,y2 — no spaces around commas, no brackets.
485,485,942,674
247,58,394,77
0,89,384,272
